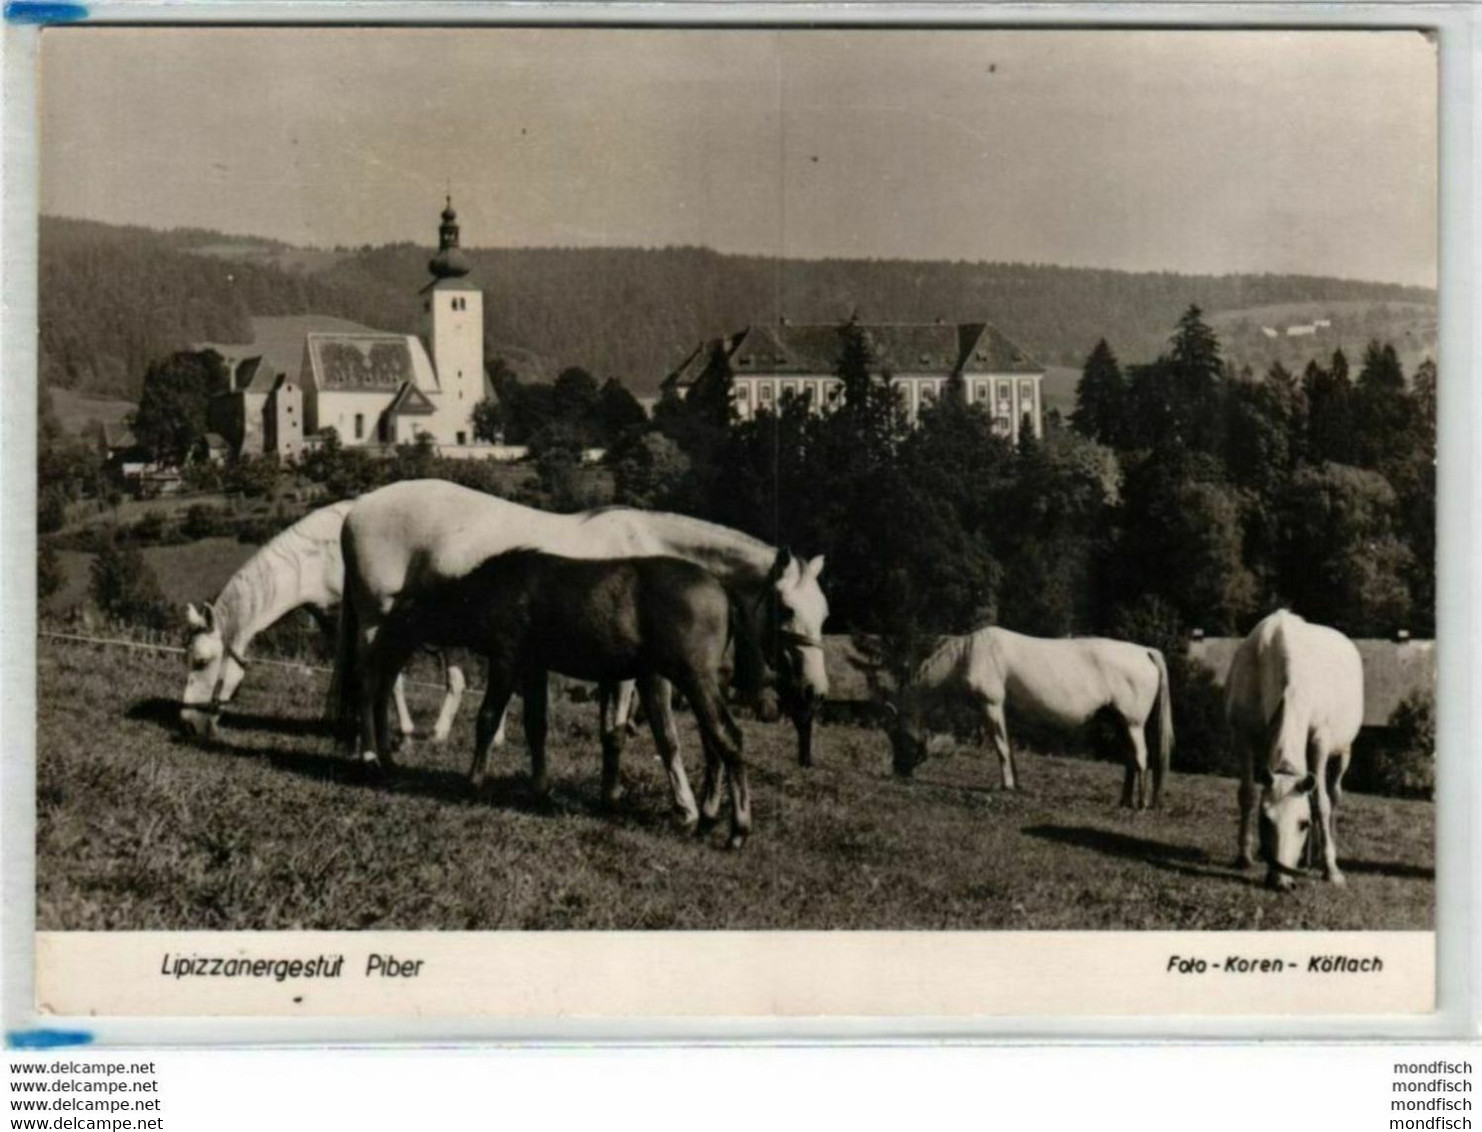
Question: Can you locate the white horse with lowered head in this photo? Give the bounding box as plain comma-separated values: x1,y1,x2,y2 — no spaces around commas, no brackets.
330,479,831,806
884,626,1174,809
181,500,467,742
1227,609,1363,890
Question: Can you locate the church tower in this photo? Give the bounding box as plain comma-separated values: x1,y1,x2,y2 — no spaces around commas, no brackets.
423,195,484,446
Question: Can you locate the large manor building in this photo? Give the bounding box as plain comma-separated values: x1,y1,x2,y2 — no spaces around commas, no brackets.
204,198,487,459
663,318,1046,441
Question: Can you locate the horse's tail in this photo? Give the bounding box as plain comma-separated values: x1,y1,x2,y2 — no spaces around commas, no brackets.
1148,648,1174,797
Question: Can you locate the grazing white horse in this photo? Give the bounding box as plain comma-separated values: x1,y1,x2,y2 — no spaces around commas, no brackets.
181,500,466,742
1227,610,1363,890
885,626,1174,809
331,479,830,788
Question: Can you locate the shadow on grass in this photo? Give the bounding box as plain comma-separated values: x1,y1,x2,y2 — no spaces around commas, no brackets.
1021,823,1261,886
1337,858,1434,882
127,692,686,831
1023,824,1434,887
126,696,334,740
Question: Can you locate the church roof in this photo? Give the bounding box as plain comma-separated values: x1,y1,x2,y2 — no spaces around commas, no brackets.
305,332,419,393
199,314,383,392
385,381,437,416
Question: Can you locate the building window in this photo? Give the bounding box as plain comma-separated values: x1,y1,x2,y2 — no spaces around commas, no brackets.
781,381,797,397
826,384,842,406
734,385,750,402
355,414,365,440
457,431,467,446
975,382,988,402
1019,380,1035,404
758,383,774,405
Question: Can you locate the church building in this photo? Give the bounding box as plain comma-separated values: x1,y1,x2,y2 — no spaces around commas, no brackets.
205,197,487,457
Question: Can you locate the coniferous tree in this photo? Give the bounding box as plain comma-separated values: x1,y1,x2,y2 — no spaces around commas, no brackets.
1166,305,1226,455
1071,338,1126,448
1303,350,1355,465
1353,340,1412,469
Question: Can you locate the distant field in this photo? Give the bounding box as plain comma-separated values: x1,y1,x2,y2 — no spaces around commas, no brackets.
1204,299,1435,329
36,635,1434,931
45,537,257,618
1041,367,1079,417
47,387,134,436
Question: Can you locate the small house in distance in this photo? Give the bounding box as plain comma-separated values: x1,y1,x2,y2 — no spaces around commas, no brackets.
663,317,1047,442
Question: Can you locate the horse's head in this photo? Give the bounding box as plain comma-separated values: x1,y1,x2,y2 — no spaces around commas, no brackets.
1255,699,1316,890
880,698,929,779
1256,765,1316,890
768,549,830,703
764,550,829,762
180,602,242,740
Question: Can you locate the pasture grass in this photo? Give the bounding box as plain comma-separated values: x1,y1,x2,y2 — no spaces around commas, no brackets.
35,637,1434,931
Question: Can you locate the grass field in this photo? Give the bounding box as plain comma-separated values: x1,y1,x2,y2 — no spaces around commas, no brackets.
45,538,259,618
35,635,1434,932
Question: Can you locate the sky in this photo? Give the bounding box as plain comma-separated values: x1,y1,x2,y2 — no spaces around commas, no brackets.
38,27,1438,287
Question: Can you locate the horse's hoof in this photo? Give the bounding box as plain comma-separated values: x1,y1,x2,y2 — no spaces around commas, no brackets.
600,786,626,809
1234,854,1255,871
1326,870,1347,887
430,730,451,745
726,832,748,851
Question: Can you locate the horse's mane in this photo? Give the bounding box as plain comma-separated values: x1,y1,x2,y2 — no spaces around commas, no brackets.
212,503,347,643
917,632,973,687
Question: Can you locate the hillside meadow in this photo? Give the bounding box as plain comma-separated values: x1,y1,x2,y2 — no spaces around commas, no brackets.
35,635,1434,932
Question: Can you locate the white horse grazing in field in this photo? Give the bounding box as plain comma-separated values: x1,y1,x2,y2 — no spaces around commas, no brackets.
180,500,466,742
331,479,831,788
884,626,1174,809
1227,609,1363,890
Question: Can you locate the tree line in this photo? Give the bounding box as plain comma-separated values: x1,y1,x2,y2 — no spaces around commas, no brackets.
39,214,1433,400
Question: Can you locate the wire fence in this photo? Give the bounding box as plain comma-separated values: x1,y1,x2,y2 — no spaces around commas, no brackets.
37,629,456,693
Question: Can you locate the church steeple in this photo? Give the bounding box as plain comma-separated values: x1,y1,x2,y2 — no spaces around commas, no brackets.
428,194,470,280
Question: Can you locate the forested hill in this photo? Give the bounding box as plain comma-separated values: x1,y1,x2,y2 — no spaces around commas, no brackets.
40,215,1435,399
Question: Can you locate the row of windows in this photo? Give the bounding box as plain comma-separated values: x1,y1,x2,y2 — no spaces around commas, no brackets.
732,377,1037,412
347,413,470,446
449,296,470,312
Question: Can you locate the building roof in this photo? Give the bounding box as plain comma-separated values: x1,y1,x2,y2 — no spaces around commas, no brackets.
666,320,1043,390
385,381,437,416
956,323,1043,375
305,332,419,393
198,314,383,391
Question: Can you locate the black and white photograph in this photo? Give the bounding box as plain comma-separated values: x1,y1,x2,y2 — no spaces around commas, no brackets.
28,24,1438,1017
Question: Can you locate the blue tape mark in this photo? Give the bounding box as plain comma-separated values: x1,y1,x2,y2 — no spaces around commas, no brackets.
4,3,89,24
7,1029,95,1049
